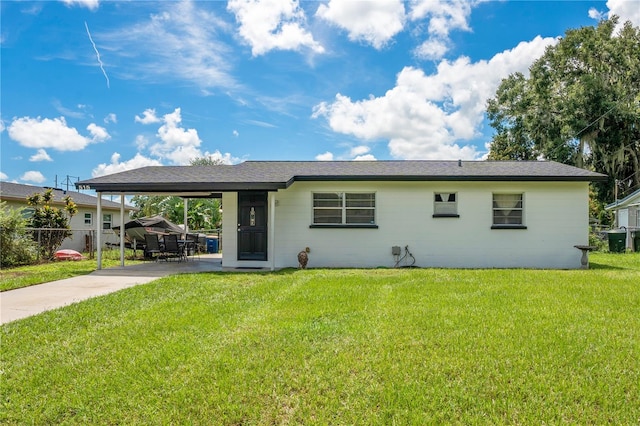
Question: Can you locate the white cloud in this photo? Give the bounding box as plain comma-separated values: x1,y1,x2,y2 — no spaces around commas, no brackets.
589,8,604,20
349,145,370,157
233,130,239,137
316,0,405,49
99,1,237,90
87,123,110,142
605,0,640,26
52,100,86,119
21,171,46,183
7,116,105,151
197,150,238,165
312,36,556,160
414,38,449,61
150,108,203,165
104,113,117,124
29,149,53,162
92,152,163,177
409,0,473,36
145,108,239,166
353,154,377,161
409,0,484,60
228,0,324,56
135,108,161,124
315,151,334,161
135,135,149,150
0,172,8,180
61,0,99,11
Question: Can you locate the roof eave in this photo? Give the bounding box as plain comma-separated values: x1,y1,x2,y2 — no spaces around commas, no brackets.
292,175,607,182
77,182,287,193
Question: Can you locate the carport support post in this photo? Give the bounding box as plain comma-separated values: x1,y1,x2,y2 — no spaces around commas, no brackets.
120,195,125,267
183,198,188,239
270,193,276,271
96,192,102,270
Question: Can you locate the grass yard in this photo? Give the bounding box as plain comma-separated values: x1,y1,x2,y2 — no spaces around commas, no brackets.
0,249,143,292
1,253,639,424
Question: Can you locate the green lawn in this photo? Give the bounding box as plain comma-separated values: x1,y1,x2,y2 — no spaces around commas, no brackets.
1,253,639,424
0,250,143,292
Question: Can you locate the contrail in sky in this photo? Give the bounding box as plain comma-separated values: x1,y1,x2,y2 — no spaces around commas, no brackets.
85,21,110,89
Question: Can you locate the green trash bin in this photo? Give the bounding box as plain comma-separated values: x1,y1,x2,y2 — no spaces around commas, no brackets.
607,230,627,253
633,231,640,253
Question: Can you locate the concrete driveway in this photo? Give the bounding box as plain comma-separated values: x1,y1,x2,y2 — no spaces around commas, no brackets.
1,254,222,325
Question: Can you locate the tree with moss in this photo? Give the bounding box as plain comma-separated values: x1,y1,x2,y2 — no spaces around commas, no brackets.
487,17,640,208
26,189,78,260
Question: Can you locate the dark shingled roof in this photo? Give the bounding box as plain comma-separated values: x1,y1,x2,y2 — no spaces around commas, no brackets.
1,181,133,210
75,160,608,194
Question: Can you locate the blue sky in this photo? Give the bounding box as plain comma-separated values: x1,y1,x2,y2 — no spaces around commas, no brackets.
2,0,639,188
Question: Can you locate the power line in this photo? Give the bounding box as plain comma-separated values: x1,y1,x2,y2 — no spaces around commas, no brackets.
573,93,636,140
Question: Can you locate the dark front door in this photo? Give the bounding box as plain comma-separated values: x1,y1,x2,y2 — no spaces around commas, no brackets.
237,191,268,261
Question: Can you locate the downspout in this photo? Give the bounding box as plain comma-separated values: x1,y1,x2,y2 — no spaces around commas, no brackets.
119,195,125,267
270,193,276,271
97,192,102,270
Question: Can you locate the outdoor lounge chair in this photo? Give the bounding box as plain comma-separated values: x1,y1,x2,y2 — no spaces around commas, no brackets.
143,234,162,261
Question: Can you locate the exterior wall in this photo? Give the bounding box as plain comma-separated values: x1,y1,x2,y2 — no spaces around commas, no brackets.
617,209,629,228
615,206,639,230
222,181,590,269
3,200,123,252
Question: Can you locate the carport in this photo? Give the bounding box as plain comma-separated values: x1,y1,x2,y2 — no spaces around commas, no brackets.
76,164,285,271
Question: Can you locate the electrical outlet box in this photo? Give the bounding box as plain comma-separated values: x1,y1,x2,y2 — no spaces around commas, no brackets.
391,246,401,256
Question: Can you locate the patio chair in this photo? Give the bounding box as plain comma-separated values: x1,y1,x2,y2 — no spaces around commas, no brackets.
143,234,162,261
162,234,184,262
185,233,200,261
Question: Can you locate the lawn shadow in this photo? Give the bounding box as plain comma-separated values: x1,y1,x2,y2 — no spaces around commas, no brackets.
588,262,626,270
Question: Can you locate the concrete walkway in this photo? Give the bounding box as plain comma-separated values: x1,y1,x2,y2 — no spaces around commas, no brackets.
1,254,222,325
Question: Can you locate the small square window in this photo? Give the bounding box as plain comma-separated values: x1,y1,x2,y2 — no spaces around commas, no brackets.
433,192,458,217
84,213,92,225
492,193,525,228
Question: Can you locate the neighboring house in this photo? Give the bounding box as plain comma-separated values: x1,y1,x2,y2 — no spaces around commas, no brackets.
0,181,134,252
605,188,640,229
77,160,606,270
605,188,640,250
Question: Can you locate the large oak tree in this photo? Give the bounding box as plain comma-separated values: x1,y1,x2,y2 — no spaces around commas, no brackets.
487,17,640,207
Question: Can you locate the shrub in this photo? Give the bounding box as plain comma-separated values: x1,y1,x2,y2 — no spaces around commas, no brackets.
0,201,38,267
588,230,608,251
26,189,78,261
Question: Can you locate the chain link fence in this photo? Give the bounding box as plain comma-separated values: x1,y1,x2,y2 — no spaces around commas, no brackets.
24,227,222,260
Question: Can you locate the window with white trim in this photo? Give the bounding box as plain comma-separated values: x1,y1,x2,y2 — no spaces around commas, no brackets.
492,193,524,227
313,192,376,225
103,213,113,230
433,192,458,217
84,213,93,225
